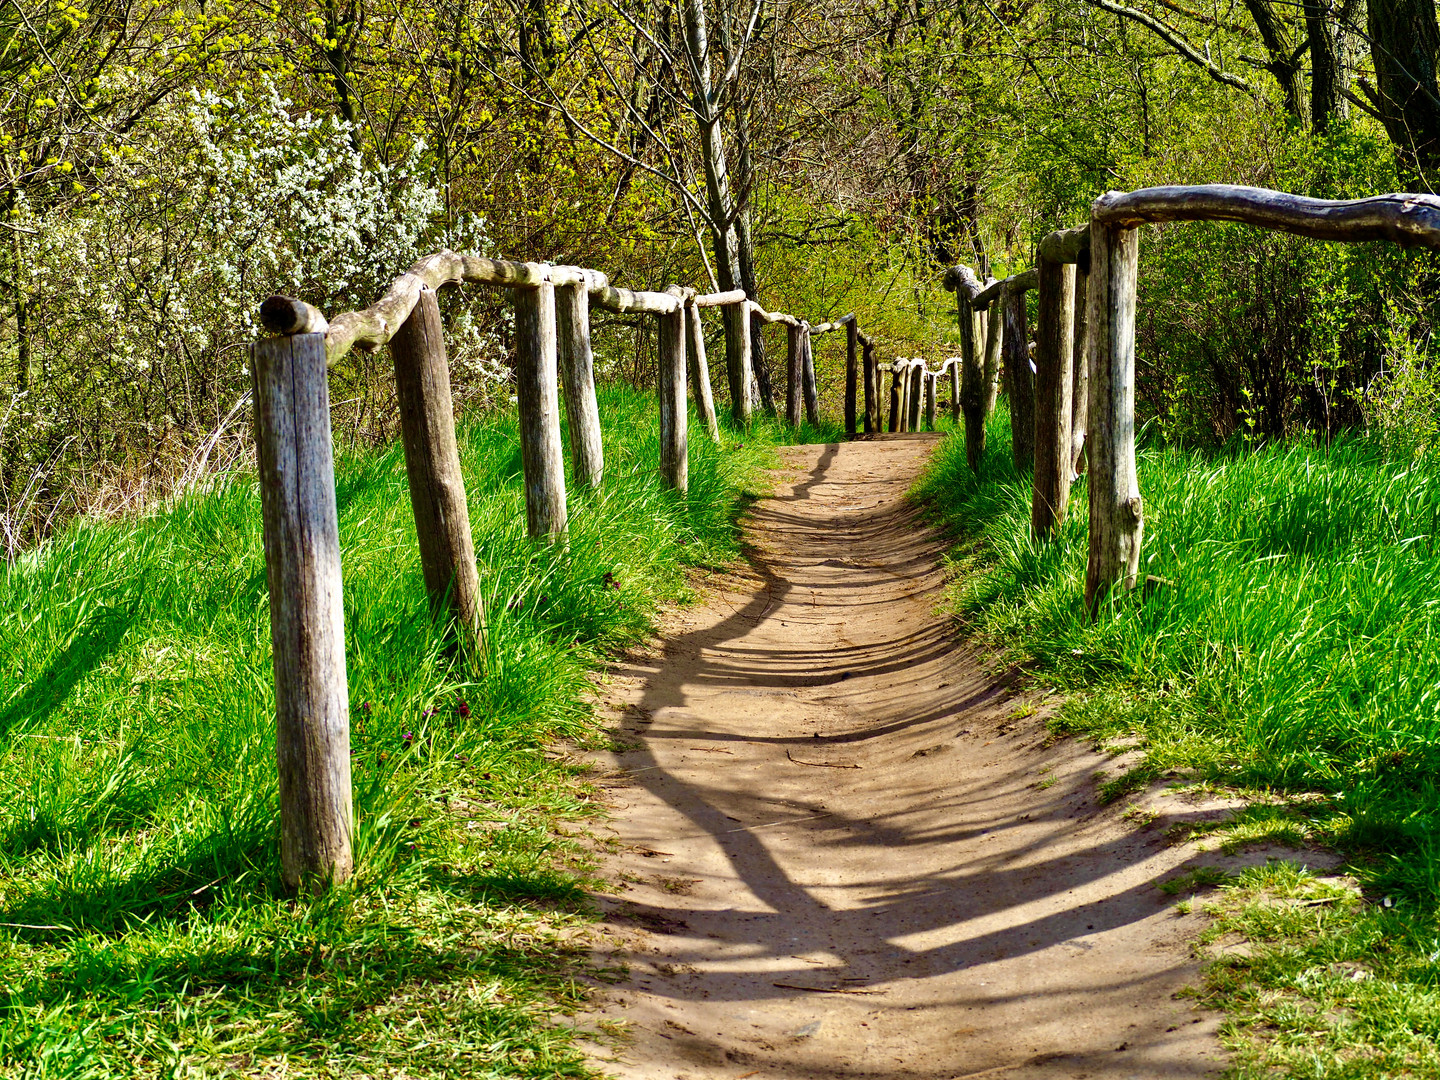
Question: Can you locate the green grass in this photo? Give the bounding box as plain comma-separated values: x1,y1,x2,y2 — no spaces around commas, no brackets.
0,386,839,1078
914,407,1440,1076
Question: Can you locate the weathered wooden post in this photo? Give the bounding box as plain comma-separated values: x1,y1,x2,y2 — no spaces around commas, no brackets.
907,360,924,432
1071,267,1090,475
390,287,484,640
896,362,910,432
888,365,903,432
515,281,568,542
724,300,754,424
251,330,353,892
785,322,803,427
844,319,859,435
924,370,937,430
685,298,721,443
1003,288,1034,472
954,269,986,469
1033,258,1075,540
802,322,820,426
555,279,604,489
1085,223,1142,613
658,304,688,492
862,336,878,433
982,300,1004,418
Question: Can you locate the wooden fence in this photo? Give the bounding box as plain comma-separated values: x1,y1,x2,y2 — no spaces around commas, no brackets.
252,250,872,890
942,184,1440,618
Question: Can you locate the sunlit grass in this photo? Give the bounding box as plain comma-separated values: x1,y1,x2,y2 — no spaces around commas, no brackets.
0,386,838,1077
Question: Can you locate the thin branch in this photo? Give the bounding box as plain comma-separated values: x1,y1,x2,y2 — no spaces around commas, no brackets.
1084,0,1258,95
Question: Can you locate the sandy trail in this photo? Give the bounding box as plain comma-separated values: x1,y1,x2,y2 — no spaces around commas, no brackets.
582,434,1227,1079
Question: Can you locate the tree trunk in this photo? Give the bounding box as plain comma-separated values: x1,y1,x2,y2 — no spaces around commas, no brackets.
1368,0,1440,188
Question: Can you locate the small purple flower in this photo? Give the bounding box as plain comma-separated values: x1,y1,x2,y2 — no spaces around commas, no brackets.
457,701,471,719
402,731,414,742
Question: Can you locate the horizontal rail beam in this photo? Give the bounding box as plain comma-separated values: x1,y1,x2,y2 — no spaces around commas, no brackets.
1092,184,1440,248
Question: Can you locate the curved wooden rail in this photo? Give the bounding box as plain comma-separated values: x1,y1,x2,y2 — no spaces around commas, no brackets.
1093,185,1440,247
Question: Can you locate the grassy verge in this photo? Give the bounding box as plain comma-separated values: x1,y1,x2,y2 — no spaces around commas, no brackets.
915,409,1440,1078
0,386,838,1078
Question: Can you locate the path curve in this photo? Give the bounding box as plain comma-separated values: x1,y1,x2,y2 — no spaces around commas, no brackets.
584,435,1224,1079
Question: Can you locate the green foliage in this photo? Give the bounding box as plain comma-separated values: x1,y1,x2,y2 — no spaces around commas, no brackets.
0,386,786,1077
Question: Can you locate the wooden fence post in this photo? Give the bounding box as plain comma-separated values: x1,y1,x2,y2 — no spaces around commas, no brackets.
515,282,568,542
892,364,904,432
982,301,1004,417
1003,288,1034,472
862,338,877,433
924,370,937,430
1070,267,1090,475
251,331,353,892
555,280,604,489
390,287,484,641
802,322,820,426
889,366,903,432
844,320,858,435
949,352,961,424
959,290,985,469
685,299,721,443
1033,259,1075,540
1085,223,1143,614
786,322,803,426
658,306,688,492
724,300,754,424
907,361,924,432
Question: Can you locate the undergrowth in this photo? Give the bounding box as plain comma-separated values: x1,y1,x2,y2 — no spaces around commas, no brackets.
915,408,1440,1077
0,387,838,1077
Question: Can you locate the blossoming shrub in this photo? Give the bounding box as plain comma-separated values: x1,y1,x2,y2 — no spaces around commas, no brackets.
5,81,504,552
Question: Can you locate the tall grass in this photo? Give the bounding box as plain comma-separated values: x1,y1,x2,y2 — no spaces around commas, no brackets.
916,410,1440,903
0,386,836,1077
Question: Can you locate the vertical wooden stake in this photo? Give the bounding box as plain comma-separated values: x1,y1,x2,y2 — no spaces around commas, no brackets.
1070,267,1090,474
959,291,986,470
801,323,820,426
844,321,858,435
515,282,568,542
555,281,605,489
888,366,902,432
658,307,688,492
950,355,961,424
982,301,1004,417
724,301,754,424
1033,259,1075,540
924,370,937,430
391,288,484,642
251,331,353,892
685,299,721,443
862,338,877,433
785,322,802,427
1085,224,1143,614
892,364,904,432
1003,288,1034,473
907,362,923,432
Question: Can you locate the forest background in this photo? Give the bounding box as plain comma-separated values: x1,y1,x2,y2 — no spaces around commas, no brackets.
6,0,1440,549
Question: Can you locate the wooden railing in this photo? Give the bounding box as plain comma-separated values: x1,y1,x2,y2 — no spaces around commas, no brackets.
944,185,1440,617
252,250,872,890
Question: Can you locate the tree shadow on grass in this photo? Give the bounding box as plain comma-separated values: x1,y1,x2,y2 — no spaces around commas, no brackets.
0,604,136,742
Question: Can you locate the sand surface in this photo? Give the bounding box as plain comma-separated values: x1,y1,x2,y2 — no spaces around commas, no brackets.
581,434,1229,1079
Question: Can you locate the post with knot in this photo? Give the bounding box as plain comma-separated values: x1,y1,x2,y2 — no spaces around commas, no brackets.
251,301,353,892
785,322,803,427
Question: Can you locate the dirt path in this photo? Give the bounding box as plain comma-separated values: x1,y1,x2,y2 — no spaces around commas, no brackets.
582,434,1228,1079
